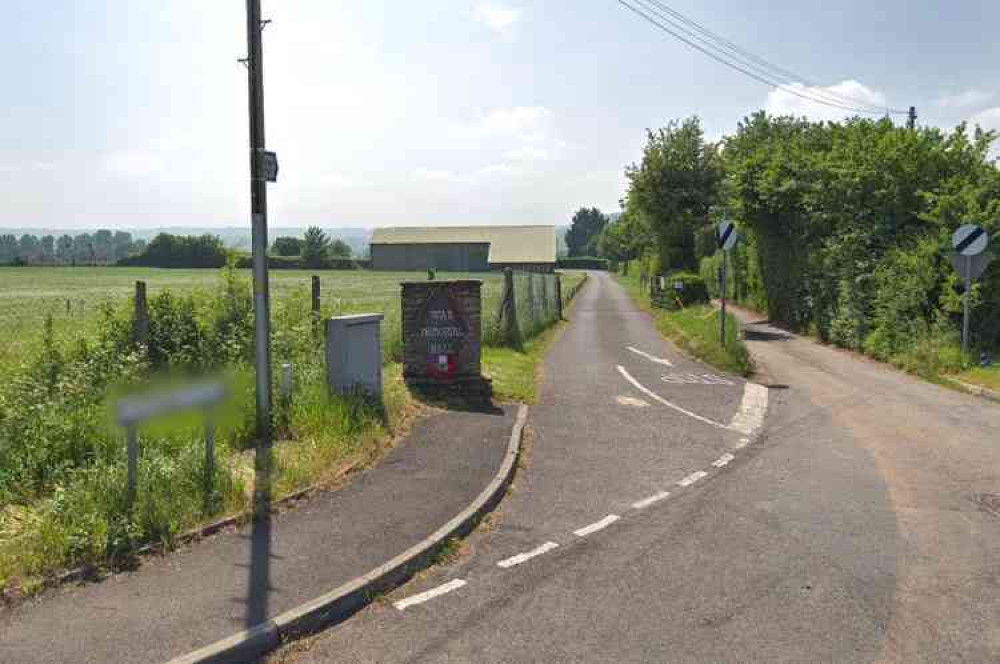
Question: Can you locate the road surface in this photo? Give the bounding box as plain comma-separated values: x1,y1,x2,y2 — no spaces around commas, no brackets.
270,271,999,664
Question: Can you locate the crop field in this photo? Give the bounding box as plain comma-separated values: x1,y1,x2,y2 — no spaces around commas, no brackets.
0,267,513,368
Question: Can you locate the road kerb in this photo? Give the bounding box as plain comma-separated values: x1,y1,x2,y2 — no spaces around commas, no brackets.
163,403,529,664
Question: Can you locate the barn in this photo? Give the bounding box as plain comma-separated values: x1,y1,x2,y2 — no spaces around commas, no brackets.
370,225,556,273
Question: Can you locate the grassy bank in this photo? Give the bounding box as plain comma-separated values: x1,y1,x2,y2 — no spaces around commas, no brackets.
616,271,751,377
0,267,584,595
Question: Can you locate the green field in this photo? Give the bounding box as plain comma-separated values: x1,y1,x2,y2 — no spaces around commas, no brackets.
0,267,511,368
0,266,584,590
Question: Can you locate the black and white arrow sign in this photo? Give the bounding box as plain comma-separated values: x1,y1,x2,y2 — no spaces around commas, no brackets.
952,224,988,256
717,220,738,251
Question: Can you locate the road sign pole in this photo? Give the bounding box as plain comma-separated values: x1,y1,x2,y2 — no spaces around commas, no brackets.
720,254,727,347
245,0,273,514
962,256,972,355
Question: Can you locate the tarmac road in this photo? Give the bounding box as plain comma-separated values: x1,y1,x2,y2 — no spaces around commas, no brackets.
271,271,999,664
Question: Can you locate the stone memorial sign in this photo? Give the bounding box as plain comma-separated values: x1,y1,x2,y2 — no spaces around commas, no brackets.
401,280,489,398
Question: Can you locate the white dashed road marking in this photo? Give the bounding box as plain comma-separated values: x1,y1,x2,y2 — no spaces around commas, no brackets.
574,515,620,537
616,395,650,408
627,346,673,367
394,579,467,611
678,471,708,487
712,453,735,468
632,491,671,509
497,542,559,569
617,365,732,431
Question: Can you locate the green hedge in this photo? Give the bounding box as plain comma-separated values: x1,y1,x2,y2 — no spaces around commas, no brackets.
652,271,709,309
557,257,608,270
233,255,368,270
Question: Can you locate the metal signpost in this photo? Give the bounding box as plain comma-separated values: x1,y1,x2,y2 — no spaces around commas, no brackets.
717,219,739,346
950,224,991,354
117,382,226,509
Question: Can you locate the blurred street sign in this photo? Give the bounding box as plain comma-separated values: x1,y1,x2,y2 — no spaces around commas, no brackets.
952,224,988,256
949,252,994,283
717,220,738,251
263,151,278,182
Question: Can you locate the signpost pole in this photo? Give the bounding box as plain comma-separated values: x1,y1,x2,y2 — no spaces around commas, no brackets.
720,253,727,347
245,0,274,510
962,256,972,355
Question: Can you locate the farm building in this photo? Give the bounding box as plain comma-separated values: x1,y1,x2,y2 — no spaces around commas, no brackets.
370,225,556,273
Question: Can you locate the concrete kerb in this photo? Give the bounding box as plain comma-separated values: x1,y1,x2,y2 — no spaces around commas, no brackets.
945,377,1000,404
165,404,530,664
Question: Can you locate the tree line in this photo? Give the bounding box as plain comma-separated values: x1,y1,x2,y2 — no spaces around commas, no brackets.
0,230,145,266
570,113,1000,368
1,226,356,269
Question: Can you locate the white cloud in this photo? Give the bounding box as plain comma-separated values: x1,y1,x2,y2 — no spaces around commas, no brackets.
457,106,552,143
413,168,462,183
764,80,888,122
969,106,1000,132
101,150,165,178
506,145,555,161
934,89,995,110
475,2,522,33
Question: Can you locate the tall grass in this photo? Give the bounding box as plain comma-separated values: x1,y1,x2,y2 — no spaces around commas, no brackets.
0,267,582,592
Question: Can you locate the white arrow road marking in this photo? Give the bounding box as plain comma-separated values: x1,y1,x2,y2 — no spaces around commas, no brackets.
394,579,467,611
627,346,673,367
497,542,559,569
617,365,733,431
632,491,671,509
574,514,620,537
678,471,708,487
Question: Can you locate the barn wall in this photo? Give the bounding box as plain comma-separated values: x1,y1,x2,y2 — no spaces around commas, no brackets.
371,243,490,272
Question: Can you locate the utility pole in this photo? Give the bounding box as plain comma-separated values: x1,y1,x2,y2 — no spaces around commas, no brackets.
907,106,917,130
244,0,274,494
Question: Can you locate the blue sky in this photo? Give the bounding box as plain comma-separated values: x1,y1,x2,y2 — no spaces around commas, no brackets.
2,1,998,230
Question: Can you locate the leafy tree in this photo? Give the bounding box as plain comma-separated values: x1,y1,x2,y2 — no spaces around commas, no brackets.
123,233,227,268
39,235,55,264
56,235,74,264
272,236,303,256
0,234,17,264
565,208,608,257
624,116,722,271
18,234,40,264
302,226,330,267
94,229,114,264
330,238,352,258
113,231,134,262
73,233,95,265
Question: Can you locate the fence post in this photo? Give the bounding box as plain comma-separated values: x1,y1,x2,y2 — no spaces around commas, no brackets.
500,268,522,350
555,273,563,320
311,275,321,337
133,281,149,347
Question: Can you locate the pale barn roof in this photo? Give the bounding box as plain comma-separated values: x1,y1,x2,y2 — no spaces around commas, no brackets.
371,225,556,264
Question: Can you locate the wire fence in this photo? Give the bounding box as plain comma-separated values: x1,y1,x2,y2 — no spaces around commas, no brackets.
486,269,579,348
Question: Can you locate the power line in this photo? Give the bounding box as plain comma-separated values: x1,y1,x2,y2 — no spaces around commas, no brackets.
641,0,905,114
617,0,907,116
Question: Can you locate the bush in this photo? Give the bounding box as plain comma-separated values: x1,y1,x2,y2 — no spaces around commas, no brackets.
652,272,709,309
233,255,363,270
556,257,608,270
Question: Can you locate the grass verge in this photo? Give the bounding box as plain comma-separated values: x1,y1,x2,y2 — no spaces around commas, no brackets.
615,271,751,377
483,272,588,403
951,364,1000,393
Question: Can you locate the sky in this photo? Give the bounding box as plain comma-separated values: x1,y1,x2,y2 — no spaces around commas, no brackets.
2,0,999,230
